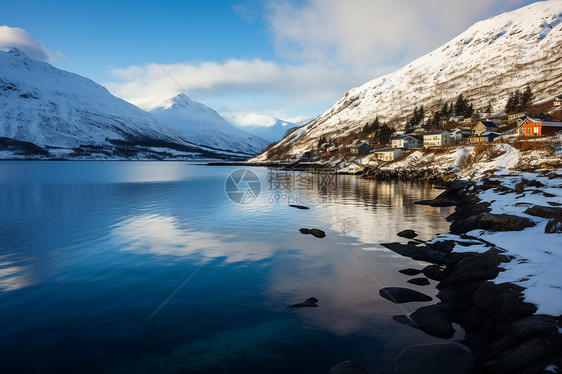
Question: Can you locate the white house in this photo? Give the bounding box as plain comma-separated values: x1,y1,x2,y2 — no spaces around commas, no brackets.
450,128,471,141
423,131,451,147
554,95,562,106
391,135,422,149
374,148,403,161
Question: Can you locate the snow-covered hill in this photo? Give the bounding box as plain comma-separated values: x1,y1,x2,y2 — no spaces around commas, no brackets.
225,113,308,142
150,94,270,154
255,0,562,160
0,47,188,149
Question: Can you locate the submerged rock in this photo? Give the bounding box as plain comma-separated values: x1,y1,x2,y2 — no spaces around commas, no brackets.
397,229,418,239
309,228,326,238
381,242,452,265
299,228,326,238
330,360,370,374
422,265,446,281
289,204,310,210
286,297,318,308
396,344,476,374
399,268,423,276
379,287,433,304
393,315,419,329
407,277,430,286
415,197,456,207
410,305,455,339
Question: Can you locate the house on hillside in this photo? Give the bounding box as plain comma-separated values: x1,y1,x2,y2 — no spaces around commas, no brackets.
473,121,500,135
423,131,451,147
374,148,403,161
469,132,500,143
301,150,317,160
351,141,371,155
554,95,562,106
508,112,530,124
327,146,340,156
391,135,422,149
450,128,471,142
518,118,562,137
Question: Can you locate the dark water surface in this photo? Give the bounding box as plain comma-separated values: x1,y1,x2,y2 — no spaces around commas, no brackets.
0,161,458,374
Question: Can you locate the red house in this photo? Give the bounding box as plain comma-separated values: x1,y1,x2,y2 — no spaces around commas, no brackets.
518,117,562,137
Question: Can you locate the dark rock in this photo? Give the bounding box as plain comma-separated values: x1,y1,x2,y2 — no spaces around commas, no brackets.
397,229,418,239
309,228,326,238
286,297,318,308
399,268,423,276
484,316,562,360
545,218,562,234
422,265,445,281
447,200,491,222
484,338,562,374
415,197,456,207
450,213,535,234
407,277,430,286
393,315,418,329
381,242,452,265
396,344,476,374
289,204,310,210
427,240,455,253
330,360,370,374
547,201,562,206
379,287,433,304
410,305,455,339
299,228,310,234
523,205,562,219
438,254,503,287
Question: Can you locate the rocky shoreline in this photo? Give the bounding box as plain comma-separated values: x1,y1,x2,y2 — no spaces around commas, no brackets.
367,176,562,374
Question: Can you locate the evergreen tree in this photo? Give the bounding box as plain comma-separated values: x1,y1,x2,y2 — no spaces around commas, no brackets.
454,94,467,117
378,124,393,145
486,102,493,115
520,85,533,109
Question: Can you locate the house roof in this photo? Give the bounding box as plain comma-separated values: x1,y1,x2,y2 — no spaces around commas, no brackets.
392,134,422,141
374,148,399,153
480,131,500,136
478,121,499,128
423,131,447,135
352,142,369,148
542,121,562,128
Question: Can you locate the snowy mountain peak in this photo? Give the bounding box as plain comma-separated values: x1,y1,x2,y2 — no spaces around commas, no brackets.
150,95,270,153
225,113,306,142
157,92,199,111
1,47,26,58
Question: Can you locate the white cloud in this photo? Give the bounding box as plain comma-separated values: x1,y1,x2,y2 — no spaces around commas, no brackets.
0,26,64,61
105,58,382,116
106,0,531,117
266,0,530,67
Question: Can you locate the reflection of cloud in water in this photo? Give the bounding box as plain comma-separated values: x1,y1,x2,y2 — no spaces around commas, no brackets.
0,261,33,291
113,214,277,263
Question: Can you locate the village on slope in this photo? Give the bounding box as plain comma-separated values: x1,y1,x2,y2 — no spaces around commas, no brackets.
260,88,562,172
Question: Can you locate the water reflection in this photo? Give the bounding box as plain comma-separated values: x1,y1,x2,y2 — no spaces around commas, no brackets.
0,162,455,374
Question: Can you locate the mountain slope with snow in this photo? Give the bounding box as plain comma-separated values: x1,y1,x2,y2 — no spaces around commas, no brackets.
255,0,562,160
225,113,307,142
0,47,189,149
150,94,270,154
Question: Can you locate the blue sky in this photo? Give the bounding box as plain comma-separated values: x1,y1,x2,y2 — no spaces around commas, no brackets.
1,0,537,119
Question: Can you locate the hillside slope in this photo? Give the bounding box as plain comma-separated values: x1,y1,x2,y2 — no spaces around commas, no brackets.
224,113,303,142
255,0,562,161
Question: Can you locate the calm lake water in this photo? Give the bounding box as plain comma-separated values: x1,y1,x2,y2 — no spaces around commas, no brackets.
0,161,459,374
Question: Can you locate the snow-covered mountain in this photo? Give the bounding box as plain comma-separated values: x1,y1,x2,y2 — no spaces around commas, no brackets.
0,47,189,150
255,0,562,160
225,113,310,142
150,94,270,154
